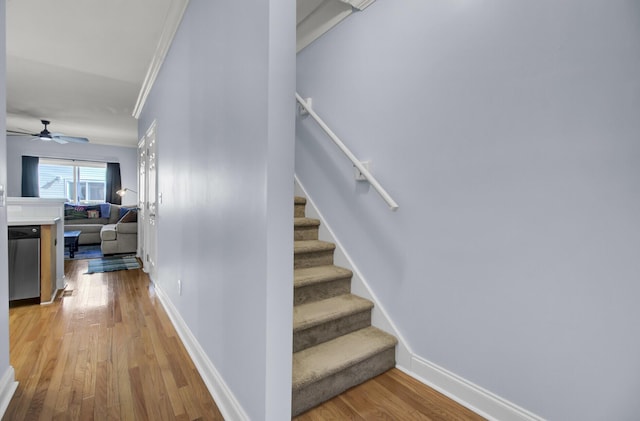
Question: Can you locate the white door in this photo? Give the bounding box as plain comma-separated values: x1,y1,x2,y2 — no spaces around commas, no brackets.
137,137,146,262
144,121,158,280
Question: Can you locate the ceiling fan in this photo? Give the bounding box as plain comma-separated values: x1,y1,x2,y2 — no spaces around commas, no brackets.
7,119,89,144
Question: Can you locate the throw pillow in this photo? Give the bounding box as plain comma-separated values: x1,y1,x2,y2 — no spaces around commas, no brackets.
118,209,138,223
99,203,111,219
64,204,88,220
86,204,102,217
87,210,100,219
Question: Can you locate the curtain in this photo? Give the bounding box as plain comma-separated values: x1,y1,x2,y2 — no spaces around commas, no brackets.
105,162,122,205
21,155,39,197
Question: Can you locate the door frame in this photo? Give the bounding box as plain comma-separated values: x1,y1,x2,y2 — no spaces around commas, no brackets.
138,120,158,280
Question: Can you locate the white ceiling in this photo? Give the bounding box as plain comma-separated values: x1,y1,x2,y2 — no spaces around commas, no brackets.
5,0,174,148
5,0,368,148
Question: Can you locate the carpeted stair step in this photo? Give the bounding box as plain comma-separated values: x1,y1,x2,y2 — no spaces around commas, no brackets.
294,240,335,269
292,326,398,416
294,265,352,306
294,217,320,241
295,196,307,217
293,294,373,352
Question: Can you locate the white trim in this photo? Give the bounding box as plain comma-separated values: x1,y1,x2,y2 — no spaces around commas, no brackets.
297,0,377,52
340,0,376,11
40,287,61,305
297,2,353,53
152,281,249,421
293,177,544,421
401,356,545,421
132,0,190,119
0,366,18,417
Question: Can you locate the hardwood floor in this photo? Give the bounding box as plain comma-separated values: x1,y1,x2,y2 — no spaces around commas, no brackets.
293,368,486,421
4,258,223,421
5,258,486,420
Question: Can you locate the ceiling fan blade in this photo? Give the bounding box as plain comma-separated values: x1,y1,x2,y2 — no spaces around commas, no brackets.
52,135,89,143
6,129,37,136
11,121,90,144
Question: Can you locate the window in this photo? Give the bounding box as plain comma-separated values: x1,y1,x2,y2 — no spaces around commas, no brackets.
39,158,107,203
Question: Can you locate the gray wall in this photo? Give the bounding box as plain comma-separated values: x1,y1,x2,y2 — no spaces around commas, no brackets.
0,0,11,390
138,0,294,419
296,1,640,420
6,136,138,206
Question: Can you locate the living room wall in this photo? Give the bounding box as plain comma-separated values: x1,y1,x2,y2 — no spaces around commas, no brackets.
5,136,138,206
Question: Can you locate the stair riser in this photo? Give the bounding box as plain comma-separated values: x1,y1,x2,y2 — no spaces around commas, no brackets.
294,204,306,218
292,347,396,416
294,278,351,306
294,310,372,353
294,226,319,241
294,251,333,269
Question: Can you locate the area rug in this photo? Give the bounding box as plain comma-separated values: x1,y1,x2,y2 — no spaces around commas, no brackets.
65,244,103,260
86,256,140,274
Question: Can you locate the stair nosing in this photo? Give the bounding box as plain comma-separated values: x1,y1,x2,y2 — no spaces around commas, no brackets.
294,265,353,288
292,326,398,390
294,240,335,254
293,294,373,332
294,217,320,227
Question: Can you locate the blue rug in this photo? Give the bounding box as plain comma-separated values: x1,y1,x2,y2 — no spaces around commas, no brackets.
65,244,103,260
86,256,140,274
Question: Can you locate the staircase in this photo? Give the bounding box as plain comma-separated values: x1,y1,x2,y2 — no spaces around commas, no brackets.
291,196,398,416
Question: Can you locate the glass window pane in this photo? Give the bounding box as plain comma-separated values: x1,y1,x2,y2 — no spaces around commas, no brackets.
39,160,107,203
88,182,105,201
39,164,73,199
78,167,106,203
66,181,74,202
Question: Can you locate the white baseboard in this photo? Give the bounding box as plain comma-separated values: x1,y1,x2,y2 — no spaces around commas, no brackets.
401,356,544,421
152,281,249,421
40,288,60,305
293,177,544,421
0,366,18,417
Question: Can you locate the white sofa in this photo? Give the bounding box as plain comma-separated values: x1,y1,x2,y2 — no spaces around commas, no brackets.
100,220,138,255
64,203,131,244
64,203,138,255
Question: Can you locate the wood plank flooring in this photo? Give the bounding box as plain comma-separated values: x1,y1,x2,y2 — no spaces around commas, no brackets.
5,258,486,420
294,368,486,421
4,258,223,421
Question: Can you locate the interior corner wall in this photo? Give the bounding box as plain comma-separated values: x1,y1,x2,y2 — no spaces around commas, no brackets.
5,137,138,206
0,0,12,377
138,1,294,419
295,1,640,420
265,0,296,418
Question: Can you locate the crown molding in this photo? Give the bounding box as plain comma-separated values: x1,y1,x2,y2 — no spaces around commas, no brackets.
297,0,377,52
340,0,376,11
132,0,190,119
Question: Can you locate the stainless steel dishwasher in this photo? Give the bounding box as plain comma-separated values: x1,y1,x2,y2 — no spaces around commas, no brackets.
8,225,41,305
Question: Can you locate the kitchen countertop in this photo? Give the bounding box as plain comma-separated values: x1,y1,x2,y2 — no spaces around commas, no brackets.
8,217,61,226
